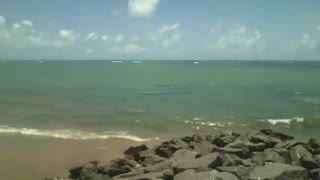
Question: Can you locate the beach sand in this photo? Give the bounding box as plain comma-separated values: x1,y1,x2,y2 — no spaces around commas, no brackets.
0,135,161,180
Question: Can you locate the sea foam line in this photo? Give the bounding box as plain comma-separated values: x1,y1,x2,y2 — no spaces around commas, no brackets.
260,117,304,125
0,125,155,142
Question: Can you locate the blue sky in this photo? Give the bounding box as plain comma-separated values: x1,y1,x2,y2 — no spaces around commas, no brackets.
0,0,319,60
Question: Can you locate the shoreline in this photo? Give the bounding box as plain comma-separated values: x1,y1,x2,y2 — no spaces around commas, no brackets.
45,128,320,180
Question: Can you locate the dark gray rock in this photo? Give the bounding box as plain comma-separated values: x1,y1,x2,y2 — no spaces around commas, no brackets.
264,149,285,163
245,142,266,152
251,152,266,166
69,166,82,179
271,148,292,164
212,135,237,147
310,168,320,180
192,134,204,143
217,146,249,159
218,166,253,180
193,140,215,156
219,154,245,167
217,172,240,180
250,163,308,180
290,145,320,169
308,138,320,150
123,169,174,180
250,134,282,148
155,146,174,159
123,144,148,160
96,161,130,177
260,129,294,141
144,160,172,173
138,149,166,165
174,169,219,180
274,140,300,149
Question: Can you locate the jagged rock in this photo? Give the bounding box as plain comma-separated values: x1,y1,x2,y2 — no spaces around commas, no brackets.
250,163,308,180
45,178,72,180
308,138,320,150
245,142,266,152
290,145,320,169
260,129,294,141
192,134,204,143
264,149,285,163
155,146,174,159
174,169,218,180
96,161,130,177
217,172,240,180
69,166,82,179
193,140,215,156
219,153,245,167
170,138,191,150
118,169,174,180
218,166,253,180
212,135,237,147
217,146,249,159
251,152,265,166
310,169,320,180
144,160,172,173
250,134,282,148
271,148,292,164
123,144,148,160
274,140,300,149
138,149,166,165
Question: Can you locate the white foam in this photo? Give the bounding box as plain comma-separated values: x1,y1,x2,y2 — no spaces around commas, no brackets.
0,125,154,142
262,117,304,125
133,61,143,63
112,61,123,63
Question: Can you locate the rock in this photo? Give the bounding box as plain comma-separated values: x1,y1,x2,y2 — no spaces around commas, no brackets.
218,166,253,180
123,144,148,160
192,134,204,143
308,138,320,150
96,161,130,177
315,155,320,164
155,146,174,159
144,160,172,173
195,152,220,169
193,140,215,156
264,149,285,163
250,134,282,148
245,142,266,152
69,166,82,179
217,146,249,159
212,135,237,147
274,140,301,149
170,138,191,150
252,152,266,166
271,148,292,164
138,149,166,165
217,172,240,180
174,169,219,180
310,169,320,180
219,154,245,167
119,169,174,180
260,129,294,141
79,163,98,180
250,163,308,180
290,145,320,169
45,178,72,180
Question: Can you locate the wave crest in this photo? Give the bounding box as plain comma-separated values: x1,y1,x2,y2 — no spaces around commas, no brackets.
0,125,155,142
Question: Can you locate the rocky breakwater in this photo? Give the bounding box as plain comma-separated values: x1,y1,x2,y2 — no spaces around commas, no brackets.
46,129,320,180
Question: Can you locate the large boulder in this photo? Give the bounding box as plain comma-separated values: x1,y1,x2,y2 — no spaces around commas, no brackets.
250,163,308,180
290,145,320,169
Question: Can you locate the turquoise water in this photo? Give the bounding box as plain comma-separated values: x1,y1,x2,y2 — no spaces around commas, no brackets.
0,60,320,139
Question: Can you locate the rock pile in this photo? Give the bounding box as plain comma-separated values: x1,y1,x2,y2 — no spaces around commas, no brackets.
46,129,320,180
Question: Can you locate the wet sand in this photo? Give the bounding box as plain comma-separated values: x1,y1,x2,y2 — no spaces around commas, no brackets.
0,135,161,180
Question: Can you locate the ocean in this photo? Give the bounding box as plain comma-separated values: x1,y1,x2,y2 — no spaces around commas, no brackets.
0,60,320,140
1,60,320,179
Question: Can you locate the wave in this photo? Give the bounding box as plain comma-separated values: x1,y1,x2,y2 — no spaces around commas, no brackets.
258,117,304,125
0,125,156,142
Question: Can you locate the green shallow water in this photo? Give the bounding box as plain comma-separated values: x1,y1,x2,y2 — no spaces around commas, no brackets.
0,60,320,138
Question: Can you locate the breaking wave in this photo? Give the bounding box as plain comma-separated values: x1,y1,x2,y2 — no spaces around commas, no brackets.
260,117,304,125
0,125,156,142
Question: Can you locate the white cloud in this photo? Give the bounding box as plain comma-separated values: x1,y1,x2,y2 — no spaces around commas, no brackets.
101,35,109,41
128,0,160,17
59,29,80,41
22,20,33,27
299,33,318,51
84,32,98,41
208,24,263,53
115,34,125,43
85,48,94,54
162,33,182,48
12,23,21,30
159,23,179,34
0,16,5,26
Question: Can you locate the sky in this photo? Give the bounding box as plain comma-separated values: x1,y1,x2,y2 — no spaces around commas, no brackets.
0,0,320,60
